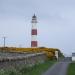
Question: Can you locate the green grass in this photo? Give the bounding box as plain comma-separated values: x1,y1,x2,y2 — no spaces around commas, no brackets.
25,61,55,75
0,60,55,75
67,63,75,75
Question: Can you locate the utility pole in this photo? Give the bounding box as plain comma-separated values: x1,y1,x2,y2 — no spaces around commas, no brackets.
2,37,6,47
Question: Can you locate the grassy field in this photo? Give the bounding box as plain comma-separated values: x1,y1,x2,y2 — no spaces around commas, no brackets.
67,62,75,75
0,60,55,75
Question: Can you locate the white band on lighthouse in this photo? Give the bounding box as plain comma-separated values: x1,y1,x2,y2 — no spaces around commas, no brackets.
31,35,37,41
32,23,37,29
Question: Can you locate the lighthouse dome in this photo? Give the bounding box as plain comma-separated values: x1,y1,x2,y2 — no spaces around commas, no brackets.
31,14,37,23
32,14,37,18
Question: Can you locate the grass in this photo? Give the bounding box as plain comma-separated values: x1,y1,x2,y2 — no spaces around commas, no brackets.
67,62,75,75
0,60,55,75
25,60,55,75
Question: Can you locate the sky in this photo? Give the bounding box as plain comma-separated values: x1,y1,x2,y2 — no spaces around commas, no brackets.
0,0,75,56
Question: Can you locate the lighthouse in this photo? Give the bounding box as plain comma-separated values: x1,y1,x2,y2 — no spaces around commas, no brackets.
31,14,38,47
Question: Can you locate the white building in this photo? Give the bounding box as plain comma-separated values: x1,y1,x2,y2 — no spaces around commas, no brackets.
72,53,75,61
55,51,58,60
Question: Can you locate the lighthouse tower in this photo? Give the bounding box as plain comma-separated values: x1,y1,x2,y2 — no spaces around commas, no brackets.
31,14,38,47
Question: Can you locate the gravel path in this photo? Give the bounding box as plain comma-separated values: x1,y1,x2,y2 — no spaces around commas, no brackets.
42,57,71,75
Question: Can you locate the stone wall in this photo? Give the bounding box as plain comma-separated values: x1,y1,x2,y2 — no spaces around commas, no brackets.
0,52,47,69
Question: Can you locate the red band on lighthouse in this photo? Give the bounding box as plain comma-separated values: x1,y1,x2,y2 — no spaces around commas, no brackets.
31,29,37,35
31,41,37,47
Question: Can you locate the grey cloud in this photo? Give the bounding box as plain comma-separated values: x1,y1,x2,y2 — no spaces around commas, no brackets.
0,0,75,55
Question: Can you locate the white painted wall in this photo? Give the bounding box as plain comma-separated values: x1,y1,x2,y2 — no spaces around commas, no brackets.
55,51,58,60
72,53,75,61
72,57,75,61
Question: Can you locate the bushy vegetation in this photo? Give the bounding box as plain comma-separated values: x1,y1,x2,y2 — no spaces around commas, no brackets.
0,47,64,60
0,60,55,75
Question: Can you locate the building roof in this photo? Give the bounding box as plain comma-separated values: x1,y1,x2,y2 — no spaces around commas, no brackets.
72,53,75,56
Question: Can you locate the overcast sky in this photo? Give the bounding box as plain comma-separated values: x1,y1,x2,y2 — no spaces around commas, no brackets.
0,0,75,56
